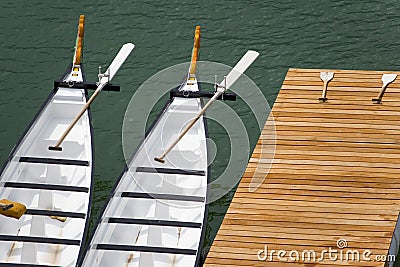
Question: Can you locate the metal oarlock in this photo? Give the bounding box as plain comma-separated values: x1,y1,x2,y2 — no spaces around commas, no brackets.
97,65,102,85
214,75,227,93
97,66,111,85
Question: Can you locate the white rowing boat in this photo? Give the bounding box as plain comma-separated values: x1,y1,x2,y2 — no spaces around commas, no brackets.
0,16,134,266
79,26,258,267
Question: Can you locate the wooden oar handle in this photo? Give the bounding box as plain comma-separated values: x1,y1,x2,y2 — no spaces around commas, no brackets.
319,81,328,102
155,91,223,163
51,89,101,149
373,84,388,104
155,115,202,163
378,84,387,99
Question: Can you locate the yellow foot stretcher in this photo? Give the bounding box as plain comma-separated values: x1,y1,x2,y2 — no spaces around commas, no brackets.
0,199,27,219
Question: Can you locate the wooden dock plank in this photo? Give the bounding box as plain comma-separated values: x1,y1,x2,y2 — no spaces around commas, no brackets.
247,165,400,175
219,225,393,238
204,68,400,267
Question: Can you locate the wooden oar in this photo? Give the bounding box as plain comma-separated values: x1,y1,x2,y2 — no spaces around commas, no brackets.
319,72,334,102
72,15,85,66
49,43,135,151
154,50,259,163
0,199,27,219
372,74,397,103
189,26,201,75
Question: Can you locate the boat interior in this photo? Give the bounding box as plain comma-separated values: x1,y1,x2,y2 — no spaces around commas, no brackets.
82,97,207,266
0,87,92,266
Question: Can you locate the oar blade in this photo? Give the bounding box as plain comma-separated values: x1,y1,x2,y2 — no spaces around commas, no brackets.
219,50,259,90
101,43,135,85
0,199,27,219
382,73,397,85
320,72,334,82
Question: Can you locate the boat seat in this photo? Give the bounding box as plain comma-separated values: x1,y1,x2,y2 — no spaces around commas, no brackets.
169,205,203,223
46,139,85,149
21,193,48,264
23,140,87,160
54,88,85,102
172,133,200,151
21,242,38,264
37,178,54,211
0,215,21,235
53,96,84,103
46,165,61,182
163,150,203,169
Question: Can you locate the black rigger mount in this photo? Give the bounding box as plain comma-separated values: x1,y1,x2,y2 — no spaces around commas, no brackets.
170,89,236,101
53,81,120,92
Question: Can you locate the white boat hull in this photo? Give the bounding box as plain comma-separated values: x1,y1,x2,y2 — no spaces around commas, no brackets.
80,94,208,267
0,68,93,266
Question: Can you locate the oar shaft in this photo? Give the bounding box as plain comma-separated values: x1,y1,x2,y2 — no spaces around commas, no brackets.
376,84,387,100
156,91,223,162
53,88,102,148
155,50,259,163
321,81,328,99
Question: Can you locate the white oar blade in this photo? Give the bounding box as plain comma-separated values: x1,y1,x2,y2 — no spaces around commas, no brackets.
219,50,259,90
382,74,397,85
100,43,135,85
320,72,334,82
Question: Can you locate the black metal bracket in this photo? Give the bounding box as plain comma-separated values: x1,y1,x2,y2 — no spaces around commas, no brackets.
54,81,120,92
170,89,236,101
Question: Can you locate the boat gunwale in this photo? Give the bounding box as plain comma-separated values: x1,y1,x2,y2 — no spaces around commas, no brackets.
76,63,96,265
194,93,211,267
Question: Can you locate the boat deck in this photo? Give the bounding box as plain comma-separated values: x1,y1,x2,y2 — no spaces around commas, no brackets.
204,68,400,266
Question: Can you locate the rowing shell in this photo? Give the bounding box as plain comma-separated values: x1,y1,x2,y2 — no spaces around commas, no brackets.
80,72,208,267
80,26,207,266
79,25,259,267
0,18,93,266
0,66,93,266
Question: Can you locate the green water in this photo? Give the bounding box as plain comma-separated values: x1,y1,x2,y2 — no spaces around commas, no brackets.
0,0,399,265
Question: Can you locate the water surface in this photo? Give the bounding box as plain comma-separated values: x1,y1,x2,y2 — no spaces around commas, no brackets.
0,1,399,265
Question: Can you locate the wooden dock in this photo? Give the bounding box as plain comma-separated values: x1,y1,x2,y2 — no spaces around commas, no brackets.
204,68,400,266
